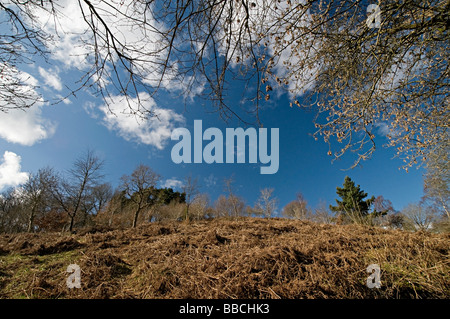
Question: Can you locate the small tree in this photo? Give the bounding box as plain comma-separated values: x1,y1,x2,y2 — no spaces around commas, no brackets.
96,189,129,228
220,176,246,219
402,203,437,231
0,188,26,233
370,195,398,227
91,183,114,216
190,193,210,221
148,187,185,221
282,193,310,220
182,175,199,222
311,200,333,224
253,188,278,218
51,150,105,232
22,167,56,232
214,194,245,219
386,213,405,230
120,164,160,228
330,176,375,224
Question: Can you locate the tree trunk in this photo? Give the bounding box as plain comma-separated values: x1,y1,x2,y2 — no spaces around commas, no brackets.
27,203,39,233
185,204,190,222
27,211,35,233
132,208,140,228
69,213,75,233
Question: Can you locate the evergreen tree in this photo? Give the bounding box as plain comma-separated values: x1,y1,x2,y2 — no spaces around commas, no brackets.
330,176,375,224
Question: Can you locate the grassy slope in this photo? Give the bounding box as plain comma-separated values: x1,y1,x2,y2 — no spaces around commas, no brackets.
0,218,448,299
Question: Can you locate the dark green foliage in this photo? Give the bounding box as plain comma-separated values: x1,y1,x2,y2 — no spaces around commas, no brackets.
146,187,186,206
121,186,185,210
330,176,375,223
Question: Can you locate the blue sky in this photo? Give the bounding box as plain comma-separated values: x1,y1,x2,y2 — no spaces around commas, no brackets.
0,61,425,215
0,2,426,215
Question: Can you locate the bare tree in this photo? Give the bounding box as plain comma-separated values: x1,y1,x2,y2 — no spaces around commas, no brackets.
182,174,200,222
0,187,26,233
120,164,160,228
282,193,310,220
190,193,210,220
214,194,246,219
371,195,396,227
402,202,437,231
78,181,114,227
22,167,56,232
254,187,278,218
222,176,246,218
98,188,130,228
91,182,114,215
51,150,105,232
311,200,333,224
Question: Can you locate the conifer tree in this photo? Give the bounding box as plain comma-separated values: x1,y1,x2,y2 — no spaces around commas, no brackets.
330,176,375,223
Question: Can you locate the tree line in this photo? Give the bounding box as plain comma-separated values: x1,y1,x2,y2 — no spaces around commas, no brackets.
0,150,448,234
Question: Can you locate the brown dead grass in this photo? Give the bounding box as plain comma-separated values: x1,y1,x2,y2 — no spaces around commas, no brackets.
0,218,448,299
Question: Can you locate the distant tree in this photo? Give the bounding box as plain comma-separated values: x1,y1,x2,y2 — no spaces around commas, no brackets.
386,212,406,230
370,195,396,226
190,193,210,220
330,176,375,224
34,208,68,232
373,196,395,215
77,182,114,227
97,189,130,228
221,176,246,218
148,186,186,221
214,194,245,219
311,200,333,224
253,188,278,218
51,150,105,232
0,188,25,233
402,203,437,231
182,175,200,222
91,182,114,215
152,187,185,205
22,167,56,232
282,193,310,220
120,164,160,228
244,205,257,217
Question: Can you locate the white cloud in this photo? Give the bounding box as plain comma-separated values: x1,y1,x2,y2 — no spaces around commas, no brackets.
374,122,400,138
0,105,56,146
161,178,183,190
0,68,56,146
30,1,204,100
31,0,92,68
99,92,185,149
0,151,30,191
375,122,390,137
142,65,205,101
33,1,165,70
38,67,63,91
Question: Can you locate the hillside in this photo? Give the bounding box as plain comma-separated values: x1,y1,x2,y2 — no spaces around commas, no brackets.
0,218,448,299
